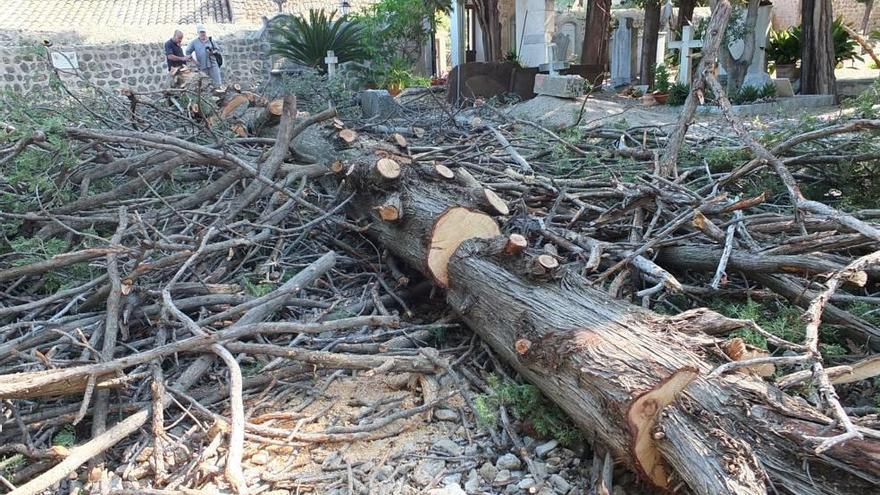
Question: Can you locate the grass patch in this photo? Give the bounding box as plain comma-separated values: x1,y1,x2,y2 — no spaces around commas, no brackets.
474,374,582,447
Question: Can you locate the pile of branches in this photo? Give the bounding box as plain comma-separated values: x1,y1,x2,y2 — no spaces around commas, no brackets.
2,5,880,491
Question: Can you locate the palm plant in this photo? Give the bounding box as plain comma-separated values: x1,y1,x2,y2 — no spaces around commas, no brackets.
269,9,368,72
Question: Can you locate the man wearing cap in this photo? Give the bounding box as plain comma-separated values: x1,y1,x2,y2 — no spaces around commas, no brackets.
185,25,223,85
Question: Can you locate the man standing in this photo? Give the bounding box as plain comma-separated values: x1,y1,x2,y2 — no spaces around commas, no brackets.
185,24,223,85
164,30,191,72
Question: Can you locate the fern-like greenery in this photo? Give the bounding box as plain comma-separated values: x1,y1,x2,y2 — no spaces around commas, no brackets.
269,9,368,72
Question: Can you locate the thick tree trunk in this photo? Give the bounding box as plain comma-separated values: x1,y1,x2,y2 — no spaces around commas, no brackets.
347,167,880,495
580,0,612,67
676,0,697,33
802,0,837,96
862,0,874,35
473,0,503,62
720,0,760,95
641,0,661,87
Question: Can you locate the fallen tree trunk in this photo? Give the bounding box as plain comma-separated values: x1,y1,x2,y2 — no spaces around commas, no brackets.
347,166,880,494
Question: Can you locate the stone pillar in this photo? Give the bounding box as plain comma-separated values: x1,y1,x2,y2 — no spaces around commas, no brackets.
516,0,556,67
451,0,466,67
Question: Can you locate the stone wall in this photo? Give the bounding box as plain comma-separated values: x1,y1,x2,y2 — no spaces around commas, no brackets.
772,0,880,31
0,35,269,95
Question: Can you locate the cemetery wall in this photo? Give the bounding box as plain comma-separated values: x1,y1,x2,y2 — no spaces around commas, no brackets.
772,0,880,31
0,36,269,95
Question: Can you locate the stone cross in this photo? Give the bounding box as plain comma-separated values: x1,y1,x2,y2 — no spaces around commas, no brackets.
324,50,338,78
667,26,703,84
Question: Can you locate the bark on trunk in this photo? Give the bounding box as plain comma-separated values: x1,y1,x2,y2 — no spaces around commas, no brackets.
641,0,661,87
676,0,697,33
347,168,880,495
580,0,612,67
473,0,503,62
801,0,837,96
720,0,760,95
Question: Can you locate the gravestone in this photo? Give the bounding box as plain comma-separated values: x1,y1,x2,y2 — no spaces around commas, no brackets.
610,18,638,86
359,90,400,119
534,73,586,98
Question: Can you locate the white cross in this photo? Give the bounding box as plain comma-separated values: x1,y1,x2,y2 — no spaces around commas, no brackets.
667,26,703,84
325,50,338,78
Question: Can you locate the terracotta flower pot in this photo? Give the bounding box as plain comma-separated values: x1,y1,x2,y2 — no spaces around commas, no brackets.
387,83,403,96
775,64,797,80
652,92,669,105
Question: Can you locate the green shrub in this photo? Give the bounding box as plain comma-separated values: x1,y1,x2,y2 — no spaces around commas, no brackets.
759,81,777,99
732,85,761,105
832,18,862,66
668,82,689,106
766,27,801,66
270,9,368,72
653,64,671,93
474,375,582,446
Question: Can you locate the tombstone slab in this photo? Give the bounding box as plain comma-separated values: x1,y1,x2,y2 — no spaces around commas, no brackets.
773,78,795,97
533,74,586,98
359,90,400,119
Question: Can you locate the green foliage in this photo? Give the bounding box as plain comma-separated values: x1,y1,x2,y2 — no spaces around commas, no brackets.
504,50,524,68
711,298,848,359
731,84,761,105
759,81,777,99
269,9,368,72
766,27,801,65
668,82,689,106
768,19,861,68
474,375,582,446
270,70,357,115
832,18,862,66
652,64,671,94
241,277,277,297
356,0,450,66
6,237,67,265
53,424,77,447
848,76,880,118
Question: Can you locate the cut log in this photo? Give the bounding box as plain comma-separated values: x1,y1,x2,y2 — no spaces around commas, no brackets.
392,133,407,148
628,366,698,487
426,207,500,288
531,254,558,276
250,99,284,135
504,234,528,255
220,94,249,119
339,129,358,144
375,193,403,222
483,188,509,215
434,163,455,179
348,170,880,495
375,158,401,180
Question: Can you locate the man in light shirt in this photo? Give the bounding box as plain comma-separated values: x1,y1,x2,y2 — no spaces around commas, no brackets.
185,24,222,85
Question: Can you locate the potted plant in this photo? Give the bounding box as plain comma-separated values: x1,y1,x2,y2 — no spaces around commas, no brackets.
766,27,800,79
652,64,671,104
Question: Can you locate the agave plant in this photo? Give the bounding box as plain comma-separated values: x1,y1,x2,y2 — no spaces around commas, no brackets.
269,9,368,72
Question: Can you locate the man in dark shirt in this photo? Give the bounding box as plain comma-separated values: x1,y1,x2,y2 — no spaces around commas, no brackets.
164,30,190,72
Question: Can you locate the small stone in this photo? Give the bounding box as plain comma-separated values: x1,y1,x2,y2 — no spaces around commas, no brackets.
464,445,480,456
549,474,571,494
496,453,522,470
413,459,446,486
464,469,481,493
442,473,463,486
523,436,536,450
479,461,498,481
434,438,463,456
533,74,586,98
493,469,512,484
375,465,394,481
518,477,537,490
250,451,269,465
434,409,459,421
427,483,467,495
535,440,559,458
